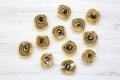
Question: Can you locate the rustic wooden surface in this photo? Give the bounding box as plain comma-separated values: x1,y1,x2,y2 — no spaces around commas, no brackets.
0,0,120,80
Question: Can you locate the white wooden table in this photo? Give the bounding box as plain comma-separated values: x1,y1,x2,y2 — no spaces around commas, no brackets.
0,0,120,80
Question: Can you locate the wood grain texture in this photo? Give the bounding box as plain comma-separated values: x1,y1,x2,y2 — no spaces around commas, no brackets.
0,0,120,80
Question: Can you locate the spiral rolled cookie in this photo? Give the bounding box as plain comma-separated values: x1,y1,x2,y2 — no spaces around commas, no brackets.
36,35,50,48
83,31,98,45
52,25,66,39
61,59,76,74
82,49,96,64
41,53,54,68
58,5,71,20
72,18,85,32
62,40,77,55
34,14,48,30
86,9,100,24
18,41,32,56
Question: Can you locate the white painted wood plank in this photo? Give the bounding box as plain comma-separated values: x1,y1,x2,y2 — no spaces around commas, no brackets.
0,0,120,80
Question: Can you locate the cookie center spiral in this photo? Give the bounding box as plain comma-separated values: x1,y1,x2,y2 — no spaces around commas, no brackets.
90,12,97,19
